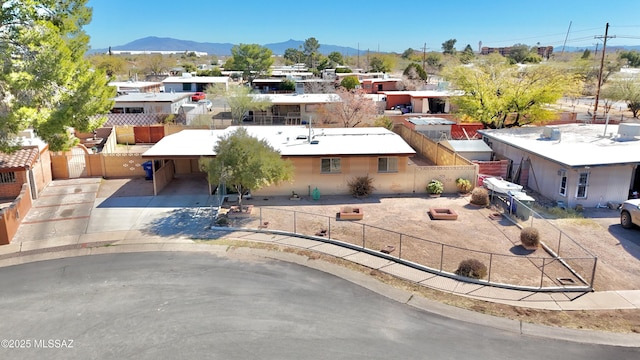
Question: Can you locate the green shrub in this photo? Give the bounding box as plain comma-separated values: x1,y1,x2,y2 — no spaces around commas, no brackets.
348,175,375,198
455,178,473,193
520,227,540,249
427,179,444,194
455,259,487,279
215,214,229,227
470,187,489,206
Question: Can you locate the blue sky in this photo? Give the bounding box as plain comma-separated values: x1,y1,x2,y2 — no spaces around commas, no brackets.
85,0,640,53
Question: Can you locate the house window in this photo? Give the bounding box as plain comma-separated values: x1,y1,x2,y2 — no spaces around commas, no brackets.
321,158,341,174
576,172,589,198
182,83,191,91
559,170,567,196
0,172,16,184
378,157,398,173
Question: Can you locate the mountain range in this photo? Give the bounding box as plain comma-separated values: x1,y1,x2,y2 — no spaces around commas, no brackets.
90,36,640,56
90,37,363,56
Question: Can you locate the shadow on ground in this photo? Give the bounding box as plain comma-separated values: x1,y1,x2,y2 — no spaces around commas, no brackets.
142,207,215,238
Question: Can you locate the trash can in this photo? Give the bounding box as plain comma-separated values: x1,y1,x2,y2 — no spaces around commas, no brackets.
311,187,321,201
142,161,153,180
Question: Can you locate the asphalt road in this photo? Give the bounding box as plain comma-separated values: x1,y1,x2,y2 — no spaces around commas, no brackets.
0,252,637,360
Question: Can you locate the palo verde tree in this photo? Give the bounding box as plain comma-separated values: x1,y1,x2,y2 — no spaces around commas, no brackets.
602,78,640,118
199,127,293,209
443,54,580,128
1,0,115,152
230,43,274,82
209,85,272,124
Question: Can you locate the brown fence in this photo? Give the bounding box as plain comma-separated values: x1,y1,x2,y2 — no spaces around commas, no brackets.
396,124,474,166
0,184,32,245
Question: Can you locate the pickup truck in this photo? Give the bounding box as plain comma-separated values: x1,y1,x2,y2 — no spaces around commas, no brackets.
620,199,640,229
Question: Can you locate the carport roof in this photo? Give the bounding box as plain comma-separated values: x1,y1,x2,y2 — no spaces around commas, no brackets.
142,126,416,159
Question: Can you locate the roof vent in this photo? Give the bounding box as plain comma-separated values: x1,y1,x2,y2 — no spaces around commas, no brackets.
310,140,319,144
615,123,640,142
540,127,561,141
296,135,308,140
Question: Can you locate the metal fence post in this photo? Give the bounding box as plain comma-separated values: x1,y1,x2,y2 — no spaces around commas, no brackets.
293,211,297,234
557,232,562,256
259,208,262,230
362,224,365,249
439,244,444,271
540,259,546,289
327,216,331,239
399,234,403,259
590,257,598,289
488,253,493,283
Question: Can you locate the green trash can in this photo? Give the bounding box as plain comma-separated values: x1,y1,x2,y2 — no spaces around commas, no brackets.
311,187,321,201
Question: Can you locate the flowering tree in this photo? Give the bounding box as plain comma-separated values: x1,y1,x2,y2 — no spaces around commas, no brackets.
317,88,380,127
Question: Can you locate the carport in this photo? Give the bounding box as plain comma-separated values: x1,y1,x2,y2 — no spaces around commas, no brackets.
141,129,219,196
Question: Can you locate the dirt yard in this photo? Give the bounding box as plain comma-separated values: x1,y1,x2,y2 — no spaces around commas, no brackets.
233,193,640,291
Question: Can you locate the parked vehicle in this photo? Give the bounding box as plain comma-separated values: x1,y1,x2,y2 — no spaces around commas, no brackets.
620,199,640,229
391,103,412,114
191,92,206,101
198,99,212,111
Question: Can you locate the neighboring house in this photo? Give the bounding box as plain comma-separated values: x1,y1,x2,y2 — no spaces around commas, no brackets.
109,81,163,94
141,126,417,196
360,77,403,94
111,92,192,114
244,93,342,125
381,90,461,114
162,74,229,93
479,123,640,208
0,130,52,245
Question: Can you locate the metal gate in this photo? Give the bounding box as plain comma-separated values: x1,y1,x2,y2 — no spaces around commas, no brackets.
68,146,87,178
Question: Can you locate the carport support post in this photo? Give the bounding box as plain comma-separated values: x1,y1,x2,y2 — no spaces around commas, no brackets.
152,161,157,196
327,217,331,239
259,208,262,230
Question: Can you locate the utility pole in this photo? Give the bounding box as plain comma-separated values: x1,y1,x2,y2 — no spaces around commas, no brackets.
422,42,427,71
593,23,615,123
561,21,572,56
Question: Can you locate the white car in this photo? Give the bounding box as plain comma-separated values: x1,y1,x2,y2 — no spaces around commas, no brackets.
620,199,640,229
198,99,212,111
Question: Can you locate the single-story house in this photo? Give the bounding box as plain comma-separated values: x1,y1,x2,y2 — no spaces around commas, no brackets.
479,123,640,208
360,77,403,94
141,126,417,196
0,130,52,245
111,92,192,114
382,90,462,114
109,81,163,94
162,75,229,93
244,93,342,125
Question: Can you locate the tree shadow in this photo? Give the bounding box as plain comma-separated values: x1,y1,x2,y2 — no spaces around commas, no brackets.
141,207,216,239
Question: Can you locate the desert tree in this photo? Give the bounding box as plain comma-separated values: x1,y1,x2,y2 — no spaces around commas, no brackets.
209,85,272,124
317,88,379,127
199,127,293,209
230,43,274,82
443,54,580,128
602,78,640,118
442,39,457,55
0,0,115,152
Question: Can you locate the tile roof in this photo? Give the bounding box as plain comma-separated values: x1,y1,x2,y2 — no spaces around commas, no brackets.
0,147,39,170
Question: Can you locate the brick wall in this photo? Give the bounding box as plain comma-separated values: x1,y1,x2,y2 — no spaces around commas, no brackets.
0,170,27,199
476,159,509,179
0,183,32,245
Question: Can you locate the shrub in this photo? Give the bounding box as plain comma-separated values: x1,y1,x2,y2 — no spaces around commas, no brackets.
348,175,375,198
215,214,229,227
520,227,540,249
454,259,487,279
470,187,490,206
427,179,444,194
455,178,473,193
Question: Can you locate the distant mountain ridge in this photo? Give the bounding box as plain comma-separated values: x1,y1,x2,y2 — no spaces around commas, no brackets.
90,36,640,56
91,36,362,56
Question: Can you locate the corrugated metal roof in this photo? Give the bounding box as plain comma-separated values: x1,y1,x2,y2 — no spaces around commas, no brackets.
408,117,456,125
445,140,493,153
142,126,416,158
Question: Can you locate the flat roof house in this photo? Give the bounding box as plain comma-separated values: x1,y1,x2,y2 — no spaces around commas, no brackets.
142,126,416,196
162,75,229,93
479,123,640,208
111,92,192,114
244,93,342,125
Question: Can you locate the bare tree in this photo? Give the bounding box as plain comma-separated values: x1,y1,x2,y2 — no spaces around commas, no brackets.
317,88,379,127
